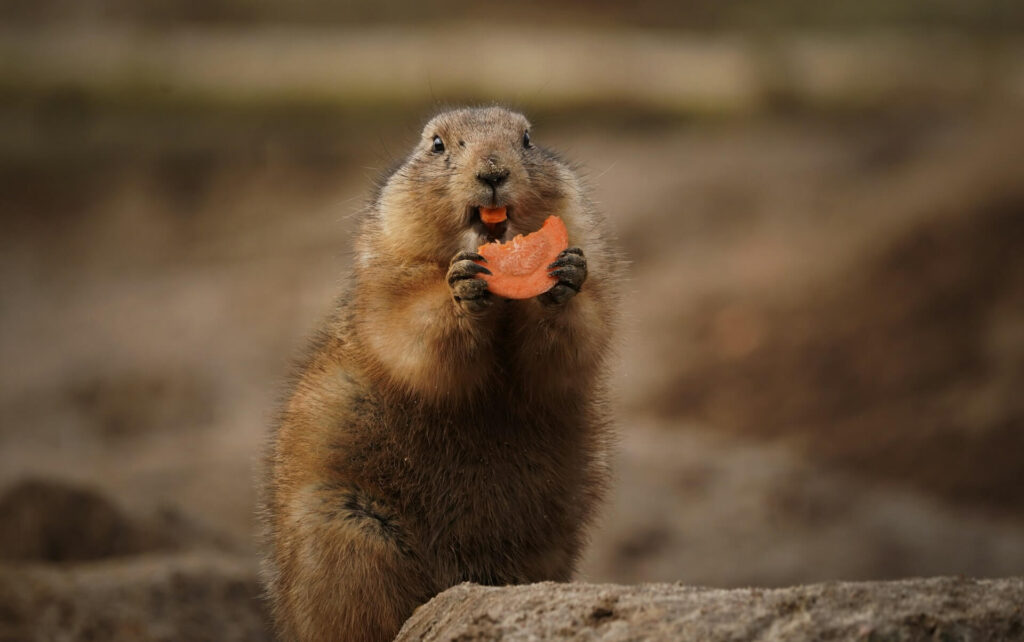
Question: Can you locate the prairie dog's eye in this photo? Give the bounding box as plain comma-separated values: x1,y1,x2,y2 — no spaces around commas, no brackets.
431,135,445,153
522,131,531,148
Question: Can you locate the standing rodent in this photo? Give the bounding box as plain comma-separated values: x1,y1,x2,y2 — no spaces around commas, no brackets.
262,106,622,642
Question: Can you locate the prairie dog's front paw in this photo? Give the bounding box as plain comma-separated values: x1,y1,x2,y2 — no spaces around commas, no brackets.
447,251,492,314
541,247,587,305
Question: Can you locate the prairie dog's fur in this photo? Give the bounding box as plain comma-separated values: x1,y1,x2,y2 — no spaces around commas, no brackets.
262,107,622,642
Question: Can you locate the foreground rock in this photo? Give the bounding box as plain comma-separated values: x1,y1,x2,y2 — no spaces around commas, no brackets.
397,577,1024,641
0,552,271,641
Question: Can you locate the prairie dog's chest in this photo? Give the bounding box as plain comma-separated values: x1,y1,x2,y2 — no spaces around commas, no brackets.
371,405,578,531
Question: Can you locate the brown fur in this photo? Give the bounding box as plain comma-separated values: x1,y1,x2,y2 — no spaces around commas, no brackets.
262,107,622,642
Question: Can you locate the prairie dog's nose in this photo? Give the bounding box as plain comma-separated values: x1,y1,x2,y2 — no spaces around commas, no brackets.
477,158,510,188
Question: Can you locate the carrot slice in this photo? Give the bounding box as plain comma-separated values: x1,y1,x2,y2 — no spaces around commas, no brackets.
479,206,507,224
475,216,569,299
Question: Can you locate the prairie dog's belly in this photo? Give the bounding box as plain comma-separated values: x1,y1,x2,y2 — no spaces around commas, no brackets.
336,405,582,577
407,449,577,585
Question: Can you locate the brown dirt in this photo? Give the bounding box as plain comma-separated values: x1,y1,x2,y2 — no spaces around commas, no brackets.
649,183,1024,511
0,553,269,642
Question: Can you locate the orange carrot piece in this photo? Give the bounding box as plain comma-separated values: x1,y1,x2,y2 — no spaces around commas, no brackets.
479,207,507,225
475,216,569,299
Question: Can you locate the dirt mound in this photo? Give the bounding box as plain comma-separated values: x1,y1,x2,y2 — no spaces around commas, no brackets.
0,478,228,563
580,423,1024,587
0,553,270,642
0,478,268,641
653,187,1024,511
0,478,167,562
397,577,1024,641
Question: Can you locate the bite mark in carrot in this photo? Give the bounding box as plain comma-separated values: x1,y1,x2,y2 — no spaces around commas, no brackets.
475,216,569,299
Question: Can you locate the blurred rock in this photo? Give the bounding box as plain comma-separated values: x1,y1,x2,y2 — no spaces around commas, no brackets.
396,577,1024,641
0,478,228,563
581,424,1024,586
0,553,270,642
0,478,154,562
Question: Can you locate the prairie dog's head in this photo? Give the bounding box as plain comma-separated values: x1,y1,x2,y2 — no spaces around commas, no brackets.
372,107,580,262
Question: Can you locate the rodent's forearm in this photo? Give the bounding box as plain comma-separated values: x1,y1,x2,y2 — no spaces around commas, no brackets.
354,265,497,400
512,281,615,395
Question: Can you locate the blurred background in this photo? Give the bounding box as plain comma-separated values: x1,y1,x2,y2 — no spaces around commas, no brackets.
1,1,1023,638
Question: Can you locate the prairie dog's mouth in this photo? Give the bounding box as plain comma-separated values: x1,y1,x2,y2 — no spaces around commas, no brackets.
469,205,511,243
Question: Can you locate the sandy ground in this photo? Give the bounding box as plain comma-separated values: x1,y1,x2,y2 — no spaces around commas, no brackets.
1,95,1023,637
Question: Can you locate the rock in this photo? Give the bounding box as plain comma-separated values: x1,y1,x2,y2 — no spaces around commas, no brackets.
396,577,1024,641
0,552,272,642
0,478,146,562
581,424,1024,586
0,478,235,563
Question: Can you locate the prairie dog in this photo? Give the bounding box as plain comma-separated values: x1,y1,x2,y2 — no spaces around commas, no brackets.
263,107,621,641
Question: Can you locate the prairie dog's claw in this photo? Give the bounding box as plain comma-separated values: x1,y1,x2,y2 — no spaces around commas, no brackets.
447,252,492,314
542,247,587,305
